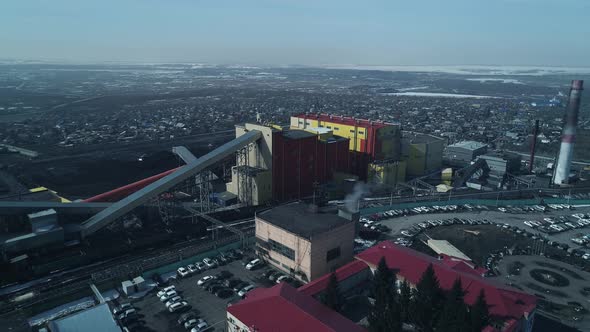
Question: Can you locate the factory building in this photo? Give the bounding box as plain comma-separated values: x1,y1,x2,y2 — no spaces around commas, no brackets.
401,131,445,177
255,202,356,282
478,153,521,177
227,123,351,204
444,140,488,166
290,114,402,160
290,114,406,186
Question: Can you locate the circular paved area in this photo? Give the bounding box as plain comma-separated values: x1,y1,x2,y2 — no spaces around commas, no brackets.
494,255,590,308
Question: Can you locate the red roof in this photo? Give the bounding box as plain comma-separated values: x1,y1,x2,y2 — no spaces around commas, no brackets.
228,283,366,332
439,254,488,277
355,241,537,320
294,113,394,130
298,260,369,296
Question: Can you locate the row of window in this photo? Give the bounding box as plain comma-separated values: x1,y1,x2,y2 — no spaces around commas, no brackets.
269,239,296,260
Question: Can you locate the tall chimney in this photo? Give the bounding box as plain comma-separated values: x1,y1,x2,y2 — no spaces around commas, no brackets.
529,120,539,173
554,80,584,185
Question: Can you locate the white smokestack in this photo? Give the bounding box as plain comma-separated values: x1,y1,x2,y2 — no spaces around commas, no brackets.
554,80,584,185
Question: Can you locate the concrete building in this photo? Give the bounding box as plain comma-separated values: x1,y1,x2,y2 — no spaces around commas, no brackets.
402,131,445,177
444,140,488,166
255,202,355,282
478,153,521,176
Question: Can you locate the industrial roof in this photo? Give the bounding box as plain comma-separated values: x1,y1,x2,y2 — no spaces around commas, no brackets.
294,113,397,130
355,241,537,320
48,303,121,332
256,202,351,239
447,140,488,151
283,129,316,140
402,131,444,144
228,283,366,332
298,260,369,297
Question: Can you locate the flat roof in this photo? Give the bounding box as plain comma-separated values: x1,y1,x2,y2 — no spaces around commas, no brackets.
447,140,487,151
283,129,316,140
49,303,121,332
402,131,443,144
294,113,398,130
257,202,351,239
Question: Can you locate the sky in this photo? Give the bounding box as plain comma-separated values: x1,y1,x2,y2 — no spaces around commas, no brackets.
1,0,589,67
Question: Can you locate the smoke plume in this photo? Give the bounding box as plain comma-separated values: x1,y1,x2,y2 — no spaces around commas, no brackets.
345,182,368,212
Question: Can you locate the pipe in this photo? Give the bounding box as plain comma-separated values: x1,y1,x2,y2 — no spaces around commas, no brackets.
529,120,539,173
553,80,584,185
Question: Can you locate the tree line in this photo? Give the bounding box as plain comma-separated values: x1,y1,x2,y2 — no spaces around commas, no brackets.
322,258,491,332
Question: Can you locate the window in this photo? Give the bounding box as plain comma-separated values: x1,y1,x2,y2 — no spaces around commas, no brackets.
326,247,341,262
359,131,364,135
269,239,295,260
327,126,331,129
334,127,339,130
350,129,355,133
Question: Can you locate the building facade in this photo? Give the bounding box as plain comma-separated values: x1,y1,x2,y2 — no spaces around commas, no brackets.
444,140,488,166
255,202,355,282
402,131,445,177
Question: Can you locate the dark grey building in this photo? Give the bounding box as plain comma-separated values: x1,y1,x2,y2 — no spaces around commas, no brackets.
443,141,488,166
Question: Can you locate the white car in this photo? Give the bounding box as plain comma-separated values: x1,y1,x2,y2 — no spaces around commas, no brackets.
238,285,255,297
165,296,182,308
184,318,199,329
177,267,190,278
523,221,534,228
190,320,208,332
582,253,590,260
160,290,178,302
245,259,262,270
203,258,217,269
498,207,507,212
157,286,176,297
197,275,215,286
276,275,291,284
169,301,189,313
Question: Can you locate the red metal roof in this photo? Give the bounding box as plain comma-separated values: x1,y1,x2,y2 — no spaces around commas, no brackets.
294,113,394,130
298,260,369,296
83,167,181,202
228,283,366,332
355,241,537,320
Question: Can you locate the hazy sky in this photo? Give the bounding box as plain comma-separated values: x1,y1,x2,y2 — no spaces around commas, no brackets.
1,0,589,67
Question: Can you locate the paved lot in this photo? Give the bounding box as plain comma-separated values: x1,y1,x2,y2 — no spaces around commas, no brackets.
125,258,277,332
373,206,590,249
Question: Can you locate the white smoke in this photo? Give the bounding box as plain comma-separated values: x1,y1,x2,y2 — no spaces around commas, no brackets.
345,182,368,212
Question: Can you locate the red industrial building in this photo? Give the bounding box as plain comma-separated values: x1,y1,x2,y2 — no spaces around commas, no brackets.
271,129,350,201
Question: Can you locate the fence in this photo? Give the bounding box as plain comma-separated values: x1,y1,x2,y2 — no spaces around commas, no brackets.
360,198,590,215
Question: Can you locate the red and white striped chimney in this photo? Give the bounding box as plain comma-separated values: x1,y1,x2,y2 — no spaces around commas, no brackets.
554,80,584,185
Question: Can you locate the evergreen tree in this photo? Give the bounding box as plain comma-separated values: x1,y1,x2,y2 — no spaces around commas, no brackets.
412,264,444,332
437,278,470,332
322,272,343,313
367,257,402,332
470,289,491,332
398,279,412,322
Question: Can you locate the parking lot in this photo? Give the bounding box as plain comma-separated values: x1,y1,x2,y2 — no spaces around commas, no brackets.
111,250,292,332
365,205,590,251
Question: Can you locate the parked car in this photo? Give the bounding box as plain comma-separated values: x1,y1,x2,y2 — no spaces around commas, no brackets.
165,296,182,308
169,301,189,313
224,278,243,288
238,285,255,297
177,267,190,278
216,288,234,298
246,258,263,270
197,275,215,286
187,264,199,274
157,286,176,297
276,275,293,284
178,312,197,325
113,303,133,315
190,319,208,332
160,290,178,302
202,258,217,269
233,281,250,292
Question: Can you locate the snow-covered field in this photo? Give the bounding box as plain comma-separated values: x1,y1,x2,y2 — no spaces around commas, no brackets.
326,65,590,76
382,92,500,99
